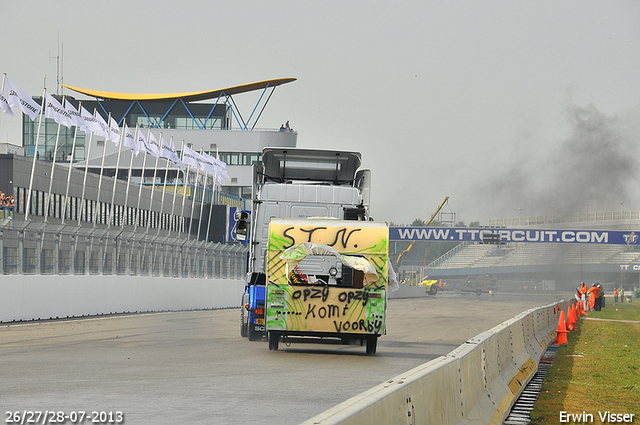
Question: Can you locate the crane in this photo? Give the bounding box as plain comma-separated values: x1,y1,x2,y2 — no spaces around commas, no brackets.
395,197,449,267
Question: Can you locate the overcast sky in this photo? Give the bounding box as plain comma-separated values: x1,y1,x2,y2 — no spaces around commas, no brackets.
2,1,639,225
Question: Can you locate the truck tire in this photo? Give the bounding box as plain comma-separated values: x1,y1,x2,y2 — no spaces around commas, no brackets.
428,285,438,295
365,336,377,355
268,333,279,351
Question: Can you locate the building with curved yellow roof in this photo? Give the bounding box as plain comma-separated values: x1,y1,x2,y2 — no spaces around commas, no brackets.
21,77,298,201
62,78,296,102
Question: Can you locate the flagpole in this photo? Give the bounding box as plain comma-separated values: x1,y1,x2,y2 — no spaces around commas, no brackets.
157,136,173,236
177,141,190,239
107,119,125,228
134,128,152,231
121,124,139,229
78,123,94,226
61,100,81,224
204,174,218,243
204,149,225,243
196,148,209,241
170,140,185,237
25,87,47,222
187,149,202,240
140,131,161,275
145,132,162,234
0,74,7,143
92,112,111,226
44,95,66,223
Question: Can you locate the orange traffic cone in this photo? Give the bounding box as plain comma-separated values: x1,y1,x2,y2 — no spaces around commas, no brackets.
554,310,569,345
566,305,576,331
578,300,588,317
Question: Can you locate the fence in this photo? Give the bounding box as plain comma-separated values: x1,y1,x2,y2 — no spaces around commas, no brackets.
488,210,640,227
1,224,248,279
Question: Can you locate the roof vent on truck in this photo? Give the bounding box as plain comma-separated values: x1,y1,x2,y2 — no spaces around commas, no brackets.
261,148,362,185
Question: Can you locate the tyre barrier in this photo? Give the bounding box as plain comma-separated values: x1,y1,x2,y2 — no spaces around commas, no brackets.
301,299,573,425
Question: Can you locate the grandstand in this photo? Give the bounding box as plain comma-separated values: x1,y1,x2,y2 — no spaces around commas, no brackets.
417,213,640,292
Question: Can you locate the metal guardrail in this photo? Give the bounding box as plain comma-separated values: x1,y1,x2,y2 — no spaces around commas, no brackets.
488,210,639,227
425,241,468,269
0,223,248,279
1,206,13,222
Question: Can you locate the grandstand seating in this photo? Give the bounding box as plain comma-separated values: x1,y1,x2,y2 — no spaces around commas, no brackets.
423,214,640,272
430,242,633,269
429,243,497,269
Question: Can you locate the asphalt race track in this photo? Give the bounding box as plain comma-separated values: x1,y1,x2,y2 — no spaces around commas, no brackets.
1,291,568,425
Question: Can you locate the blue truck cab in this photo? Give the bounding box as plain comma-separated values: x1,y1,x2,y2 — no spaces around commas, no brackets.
241,279,266,340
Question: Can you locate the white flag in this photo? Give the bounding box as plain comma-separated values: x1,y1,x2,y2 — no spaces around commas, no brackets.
196,150,229,181
203,151,229,180
159,136,172,159
137,131,153,156
194,150,217,175
182,145,201,170
6,79,41,120
147,131,160,158
45,93,74,128
93,111,110,139
0,92,13,116
64,99,86,130
123,124,140,155
108,116,121,145
80,106,103,135
160,137,183,171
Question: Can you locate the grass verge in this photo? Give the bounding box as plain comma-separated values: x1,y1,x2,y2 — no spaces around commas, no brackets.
529,297,640,424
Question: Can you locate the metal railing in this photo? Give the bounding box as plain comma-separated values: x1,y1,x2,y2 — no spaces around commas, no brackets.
488,210,640,227
1,223,248,279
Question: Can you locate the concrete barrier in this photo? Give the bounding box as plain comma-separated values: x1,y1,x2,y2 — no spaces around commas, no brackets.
0,274,244,323
301,299,575,425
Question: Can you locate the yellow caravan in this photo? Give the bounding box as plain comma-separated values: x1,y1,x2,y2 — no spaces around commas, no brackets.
265,218,389,355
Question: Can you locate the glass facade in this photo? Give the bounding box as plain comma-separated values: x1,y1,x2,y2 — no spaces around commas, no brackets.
22,96,229,159
217,152,261,166
23,115,86,161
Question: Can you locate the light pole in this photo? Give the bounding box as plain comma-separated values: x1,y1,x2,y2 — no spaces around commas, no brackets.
518,207,522,225
585,203,589,221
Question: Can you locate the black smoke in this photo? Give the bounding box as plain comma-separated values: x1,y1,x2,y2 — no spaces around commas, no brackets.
478,104,640,218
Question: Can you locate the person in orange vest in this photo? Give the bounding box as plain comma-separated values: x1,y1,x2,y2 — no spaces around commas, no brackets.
579,282,588,310
614,288,619,303
587,283,601,311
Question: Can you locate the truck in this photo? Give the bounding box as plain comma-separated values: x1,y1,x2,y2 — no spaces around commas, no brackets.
419,278,441,295
264,218,389,355
460,275,497,295
237,148,371,341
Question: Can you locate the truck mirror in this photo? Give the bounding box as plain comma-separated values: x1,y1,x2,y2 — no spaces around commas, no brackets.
236,210,250,241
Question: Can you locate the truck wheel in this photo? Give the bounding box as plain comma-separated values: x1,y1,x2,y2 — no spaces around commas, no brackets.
428,286,438,295
365,337,377,355
269,333,279,351
248,325,261,341
240,311,247,338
